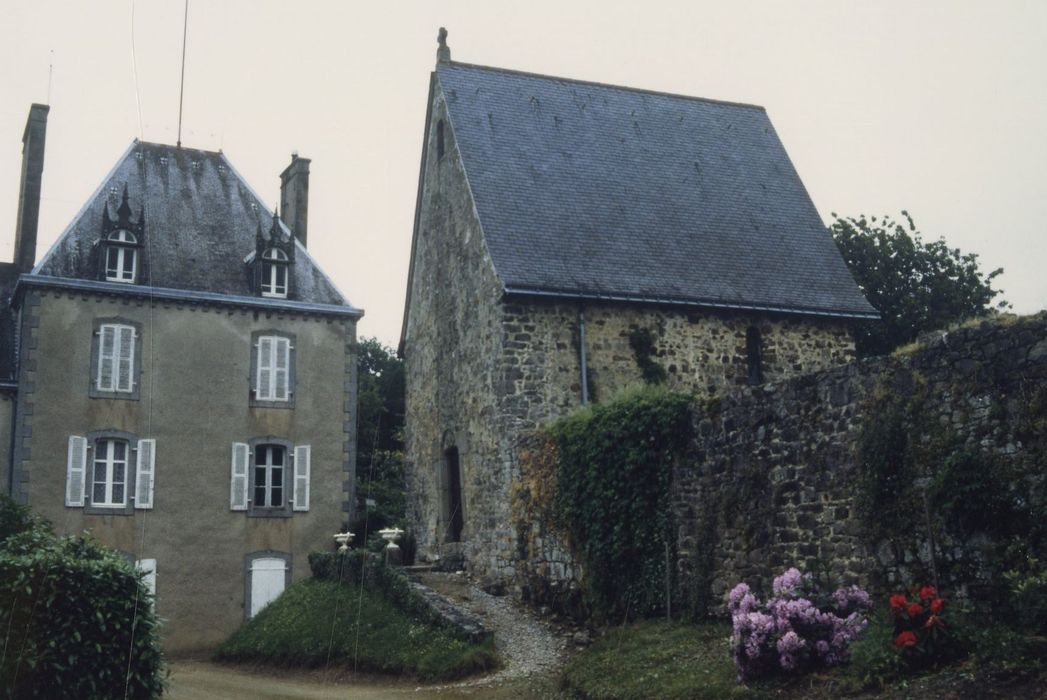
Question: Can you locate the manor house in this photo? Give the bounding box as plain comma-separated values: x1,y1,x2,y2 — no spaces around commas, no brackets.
0,105,361,652
400,33,877,581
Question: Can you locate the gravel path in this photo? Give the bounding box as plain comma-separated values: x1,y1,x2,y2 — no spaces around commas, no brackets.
416,572,569,693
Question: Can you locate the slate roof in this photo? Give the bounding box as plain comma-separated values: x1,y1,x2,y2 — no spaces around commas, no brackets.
33,141,354,310
436,62,877,319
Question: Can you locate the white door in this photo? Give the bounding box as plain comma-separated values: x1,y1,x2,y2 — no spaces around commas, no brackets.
250,557,287,618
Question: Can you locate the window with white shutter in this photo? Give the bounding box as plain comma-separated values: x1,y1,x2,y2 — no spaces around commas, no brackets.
293,445,310,512
134,439,156,509
251,332,295,407
91,320,141,399
230,442,249,511
66,435,87,507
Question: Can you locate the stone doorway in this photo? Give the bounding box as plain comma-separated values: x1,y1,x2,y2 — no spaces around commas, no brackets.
442,446,464,543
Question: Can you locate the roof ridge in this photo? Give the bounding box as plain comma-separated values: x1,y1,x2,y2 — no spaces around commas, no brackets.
439,60,768,112
133,139,224,156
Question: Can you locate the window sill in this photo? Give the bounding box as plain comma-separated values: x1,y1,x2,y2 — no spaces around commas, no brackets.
246,508,293,519
89,390,140,401
83,504,135,516
249,398,295,410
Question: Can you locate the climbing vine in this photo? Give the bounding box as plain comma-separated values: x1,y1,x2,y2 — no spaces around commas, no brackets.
628,326,667,385
549,386,692,621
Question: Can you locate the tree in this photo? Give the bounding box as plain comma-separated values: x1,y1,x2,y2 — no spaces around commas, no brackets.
351,338,406,539
830,211,1008,357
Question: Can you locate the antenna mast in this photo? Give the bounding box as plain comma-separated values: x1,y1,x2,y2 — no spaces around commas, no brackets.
47,50,54,103
176,0,189,147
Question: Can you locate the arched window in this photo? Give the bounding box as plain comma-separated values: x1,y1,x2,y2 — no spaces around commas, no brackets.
436,120,445,160
746,326,764,386
105,229,138,282
260,248,288,298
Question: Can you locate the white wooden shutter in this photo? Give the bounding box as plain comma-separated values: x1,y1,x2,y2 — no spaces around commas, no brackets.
117,326,135,391
65,435,87,506
134,439,156,509
293,444,310,512
274,338,289,400
257,338,273,399
230,442,249,510
97,326,116,390
136,558,157,597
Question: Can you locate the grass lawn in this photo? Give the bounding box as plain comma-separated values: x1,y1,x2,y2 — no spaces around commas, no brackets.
214,578,498,681
561,621,763,700
561,620,1047,700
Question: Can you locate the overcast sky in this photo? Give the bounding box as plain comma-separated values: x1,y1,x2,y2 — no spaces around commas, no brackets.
2,1,1045,346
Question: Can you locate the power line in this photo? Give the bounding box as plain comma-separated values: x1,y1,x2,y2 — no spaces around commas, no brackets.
177,0,189,147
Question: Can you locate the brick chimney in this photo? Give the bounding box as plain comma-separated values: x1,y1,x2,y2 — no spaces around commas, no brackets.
279,153,310,248
14,104,49,272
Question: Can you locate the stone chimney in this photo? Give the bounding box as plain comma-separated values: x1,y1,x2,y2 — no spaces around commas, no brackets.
14,104,49,272
279,153,310,248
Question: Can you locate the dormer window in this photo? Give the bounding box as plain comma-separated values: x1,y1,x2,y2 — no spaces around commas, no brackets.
105,230,138,283
260,249,288,298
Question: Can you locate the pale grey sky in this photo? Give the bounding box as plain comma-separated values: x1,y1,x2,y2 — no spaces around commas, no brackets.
2,1,1045,347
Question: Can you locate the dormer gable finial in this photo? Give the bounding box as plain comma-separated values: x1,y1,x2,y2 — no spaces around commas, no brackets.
117,183,133,225
437,27,451,64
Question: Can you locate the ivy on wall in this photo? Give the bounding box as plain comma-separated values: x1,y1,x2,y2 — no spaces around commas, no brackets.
548,387,692,621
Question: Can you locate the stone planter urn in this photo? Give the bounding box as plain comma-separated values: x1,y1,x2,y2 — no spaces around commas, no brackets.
333,531,355,552
378,527,405,566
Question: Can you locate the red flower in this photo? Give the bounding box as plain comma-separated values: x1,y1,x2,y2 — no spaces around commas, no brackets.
907,602,925,617
895,631,918,648
930,598,944,614
889,594,908,613
919,585,938,600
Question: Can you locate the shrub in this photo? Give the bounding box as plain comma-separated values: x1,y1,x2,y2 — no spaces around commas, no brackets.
888,585,955,667
549,386,692,621
727,567,871,680
0,497,164,699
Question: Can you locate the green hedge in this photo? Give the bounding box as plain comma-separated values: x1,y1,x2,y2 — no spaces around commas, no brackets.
549,386,693,621
0,497,164,699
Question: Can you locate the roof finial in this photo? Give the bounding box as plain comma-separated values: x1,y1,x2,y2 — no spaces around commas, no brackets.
437,27,451,64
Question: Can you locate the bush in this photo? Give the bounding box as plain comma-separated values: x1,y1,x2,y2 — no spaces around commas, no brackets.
216,578,496,680
727,567,871,680
549,386,692,621
0,497,164,699
887,585,955,667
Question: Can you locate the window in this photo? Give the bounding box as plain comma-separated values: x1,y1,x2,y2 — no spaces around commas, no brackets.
260,248,288,298
92,438,129,507
230,441,310,516
65,433,155,513
254,444,286,509
250,331,295,407
105,229,138,282
95,323,137,393
746,326,764,386
441,446,464,543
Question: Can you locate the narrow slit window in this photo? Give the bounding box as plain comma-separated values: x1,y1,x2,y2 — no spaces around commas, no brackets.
746,326,764,386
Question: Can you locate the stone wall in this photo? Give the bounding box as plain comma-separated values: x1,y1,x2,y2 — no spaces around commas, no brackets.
509,314,1047,616
677,313,1047,610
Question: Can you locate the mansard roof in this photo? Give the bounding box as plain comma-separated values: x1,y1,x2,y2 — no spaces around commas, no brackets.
434,62,877,319
33,141,356,312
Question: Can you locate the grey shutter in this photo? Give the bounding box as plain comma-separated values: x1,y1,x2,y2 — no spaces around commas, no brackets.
257,338,273,400
230,442,249,510
292,445,310,512
135,439,156,509
66,435,87,506
98,326,115,390
117,326,135,391
275,338,289,400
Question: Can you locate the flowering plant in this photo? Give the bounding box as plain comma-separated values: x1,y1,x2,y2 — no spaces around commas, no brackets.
728,568,872,681
888,584,949,664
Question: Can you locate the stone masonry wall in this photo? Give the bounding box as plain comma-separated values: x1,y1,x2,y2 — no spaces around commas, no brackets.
405,81,858,584
674,313,1047,611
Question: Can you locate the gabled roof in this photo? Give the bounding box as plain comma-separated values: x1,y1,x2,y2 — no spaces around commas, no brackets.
33,141,357,311
434,62,877,319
